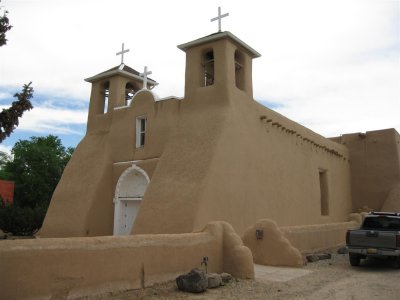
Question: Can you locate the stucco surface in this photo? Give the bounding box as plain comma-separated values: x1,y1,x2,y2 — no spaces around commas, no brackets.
281,219,360,253
0,221,253,300
40,32,399,255
242,219,303,267
381,183,400,212
333,129,400,212
40,133,114,237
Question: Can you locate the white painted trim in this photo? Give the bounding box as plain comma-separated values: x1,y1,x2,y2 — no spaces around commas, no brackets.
113,164,150,235
177,31,261,58
114,105,129,110
113,89,162,110
114,164,150,204
118,197,143,201
85,69,158,85
157,96,183,102
113,160,141,165
130,89,160,103
135,115,147,148
113,157,159,165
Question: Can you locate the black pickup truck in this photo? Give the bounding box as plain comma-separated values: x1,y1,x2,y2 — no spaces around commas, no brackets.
346,212,400,267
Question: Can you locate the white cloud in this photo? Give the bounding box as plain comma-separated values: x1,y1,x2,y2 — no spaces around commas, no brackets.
0,104,87,135
0,144,12,155
17,106,87,135
0,0,398,141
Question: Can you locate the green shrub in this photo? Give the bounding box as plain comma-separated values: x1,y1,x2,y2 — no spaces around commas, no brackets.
0,200,47,236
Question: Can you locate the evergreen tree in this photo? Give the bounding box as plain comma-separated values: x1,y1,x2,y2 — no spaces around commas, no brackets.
0,2,12,47
0,83,34,142
0,3,34,143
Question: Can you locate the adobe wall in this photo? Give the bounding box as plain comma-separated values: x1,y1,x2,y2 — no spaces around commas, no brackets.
133,40,351,236
42,36,353,239
242,215,361,267
280,215,361,253
133,87,230,234
189,88,351,235
41,91,182,237
0,221,254,300
40,133,114,237
42,81,352,238
331,129,400,211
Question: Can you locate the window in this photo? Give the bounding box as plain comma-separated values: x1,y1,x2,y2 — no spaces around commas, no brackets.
235,50,245,90
136,116,147,148
125,82,136,106
101,81,110,114
319,169,329,216
202,50,214,86
362,216,400,230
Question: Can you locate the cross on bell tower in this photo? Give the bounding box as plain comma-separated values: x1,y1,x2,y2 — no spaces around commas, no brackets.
140,66,152,90
116,43,130,64
211,6,229,32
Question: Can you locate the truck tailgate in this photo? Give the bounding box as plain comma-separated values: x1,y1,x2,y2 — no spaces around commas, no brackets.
349,230,397,248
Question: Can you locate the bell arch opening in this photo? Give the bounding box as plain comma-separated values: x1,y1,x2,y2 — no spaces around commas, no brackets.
235,49,245,91
125,82,139,106
202,49,215,87
100,81,110,114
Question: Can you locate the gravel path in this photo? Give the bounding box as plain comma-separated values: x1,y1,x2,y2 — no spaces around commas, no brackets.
83,253,400,300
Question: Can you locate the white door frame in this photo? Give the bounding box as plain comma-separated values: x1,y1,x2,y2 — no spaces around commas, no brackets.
113,164,150,235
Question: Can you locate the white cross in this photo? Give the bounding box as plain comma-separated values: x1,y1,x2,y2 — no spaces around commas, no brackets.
211,6,229,32
140,66,152,90
116,43,130,64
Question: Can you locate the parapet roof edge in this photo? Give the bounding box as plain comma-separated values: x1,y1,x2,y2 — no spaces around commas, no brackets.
177,31,261,58
84,65,157,85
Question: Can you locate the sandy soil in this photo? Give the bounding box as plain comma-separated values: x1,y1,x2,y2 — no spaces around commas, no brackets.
82,253,400,300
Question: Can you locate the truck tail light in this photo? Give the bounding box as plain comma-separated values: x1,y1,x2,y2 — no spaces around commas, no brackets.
346,231,350,245
396,234,400,248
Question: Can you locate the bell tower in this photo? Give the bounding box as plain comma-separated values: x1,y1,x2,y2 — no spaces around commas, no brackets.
178,31,261,98
84,44,157,132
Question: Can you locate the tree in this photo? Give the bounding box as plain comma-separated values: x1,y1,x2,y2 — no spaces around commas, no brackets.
5,135,74,208
0,150,11,179
0,83,34,142
0,135,74,235
0,2,12,47
0,3,34,143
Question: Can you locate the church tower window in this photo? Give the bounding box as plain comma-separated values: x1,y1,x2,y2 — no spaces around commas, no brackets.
102,81,110,114
202,49,214,86
235,50,245,91
125,82,136,105
136,116,147,148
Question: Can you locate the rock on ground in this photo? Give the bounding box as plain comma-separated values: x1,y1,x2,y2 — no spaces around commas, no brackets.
175,268,207,293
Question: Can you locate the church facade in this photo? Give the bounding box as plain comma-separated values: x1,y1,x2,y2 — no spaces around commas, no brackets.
40,31,400,239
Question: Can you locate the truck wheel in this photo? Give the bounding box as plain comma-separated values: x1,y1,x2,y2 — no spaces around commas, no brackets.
394,257,400,269
349,253,361,266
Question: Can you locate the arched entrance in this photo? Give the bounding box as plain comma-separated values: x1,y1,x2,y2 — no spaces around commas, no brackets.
113,164,149,235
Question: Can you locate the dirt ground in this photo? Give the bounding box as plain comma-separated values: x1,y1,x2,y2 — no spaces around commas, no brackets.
83,253,400,300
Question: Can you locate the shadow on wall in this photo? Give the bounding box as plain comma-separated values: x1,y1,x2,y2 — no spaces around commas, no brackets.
381,183,400,212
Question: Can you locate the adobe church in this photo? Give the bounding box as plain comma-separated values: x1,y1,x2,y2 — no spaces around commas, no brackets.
40,23,400,239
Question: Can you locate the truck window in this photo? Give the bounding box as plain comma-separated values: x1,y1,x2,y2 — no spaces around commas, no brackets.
362,216,400,231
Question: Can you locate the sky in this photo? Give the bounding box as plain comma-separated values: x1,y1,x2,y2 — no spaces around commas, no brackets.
0,0,399,154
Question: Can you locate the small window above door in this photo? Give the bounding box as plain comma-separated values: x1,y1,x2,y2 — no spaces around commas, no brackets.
136,116,147,148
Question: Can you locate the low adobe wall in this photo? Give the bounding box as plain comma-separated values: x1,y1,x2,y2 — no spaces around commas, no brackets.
281,215,361,254
242,216,362,267
0,221,253,300
242,219,304,267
